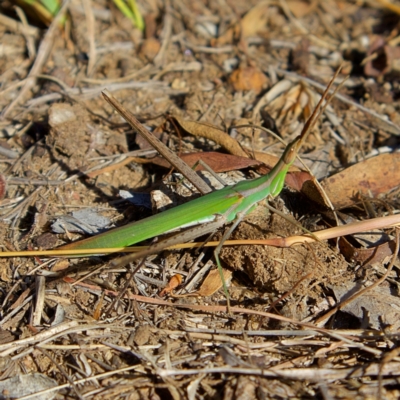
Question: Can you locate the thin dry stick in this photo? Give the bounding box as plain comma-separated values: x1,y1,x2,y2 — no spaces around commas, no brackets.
0,13,39,38
82,0,97,76
1,213,399,257
0,321,80,355
14,6,36,60
32,276,46,326
102,90,212,195
156,363,399,380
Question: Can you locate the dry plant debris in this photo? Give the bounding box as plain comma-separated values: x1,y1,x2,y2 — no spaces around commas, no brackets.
0,0,400,399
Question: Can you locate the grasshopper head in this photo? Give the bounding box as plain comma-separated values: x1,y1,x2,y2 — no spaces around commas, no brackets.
282,136,302,167
268,136,303,198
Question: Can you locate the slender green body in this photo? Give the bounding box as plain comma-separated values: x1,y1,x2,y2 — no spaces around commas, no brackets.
60,186,242,250
59,137,301,252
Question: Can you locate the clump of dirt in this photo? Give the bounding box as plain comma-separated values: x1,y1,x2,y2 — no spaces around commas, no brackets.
220,204,350,299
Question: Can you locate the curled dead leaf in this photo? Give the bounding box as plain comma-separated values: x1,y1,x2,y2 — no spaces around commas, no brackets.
159,274,183,297
256,80,317,133
364,37,400,77
194,268,232,297
51,259,70,272
171,117,248,157
339,236,396,266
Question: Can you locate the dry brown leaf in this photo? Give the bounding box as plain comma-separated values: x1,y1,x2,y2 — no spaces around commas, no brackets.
51,259,70,272
300,178,332,209
194,269,233,297
211,1,270,46
151,151,262,172
339,236,396,266
93,292,104,320
228,66,268,94
151,150,307,191
262,81,316,132
285,171,313,192
10,288,31,310
240,1,270,38
159,274,183,297
321,153,400,209
0,174,6,200
172,117,248,157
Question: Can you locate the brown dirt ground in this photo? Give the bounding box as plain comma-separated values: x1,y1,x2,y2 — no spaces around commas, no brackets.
0,0,400,399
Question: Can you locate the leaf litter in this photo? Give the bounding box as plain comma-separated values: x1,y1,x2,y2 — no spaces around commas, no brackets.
0,0,400,399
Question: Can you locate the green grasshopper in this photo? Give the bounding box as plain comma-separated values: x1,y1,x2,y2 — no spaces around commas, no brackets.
59,69,342,307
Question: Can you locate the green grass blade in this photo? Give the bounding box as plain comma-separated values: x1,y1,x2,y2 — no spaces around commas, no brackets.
127,0,144,31
112,0,144,31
